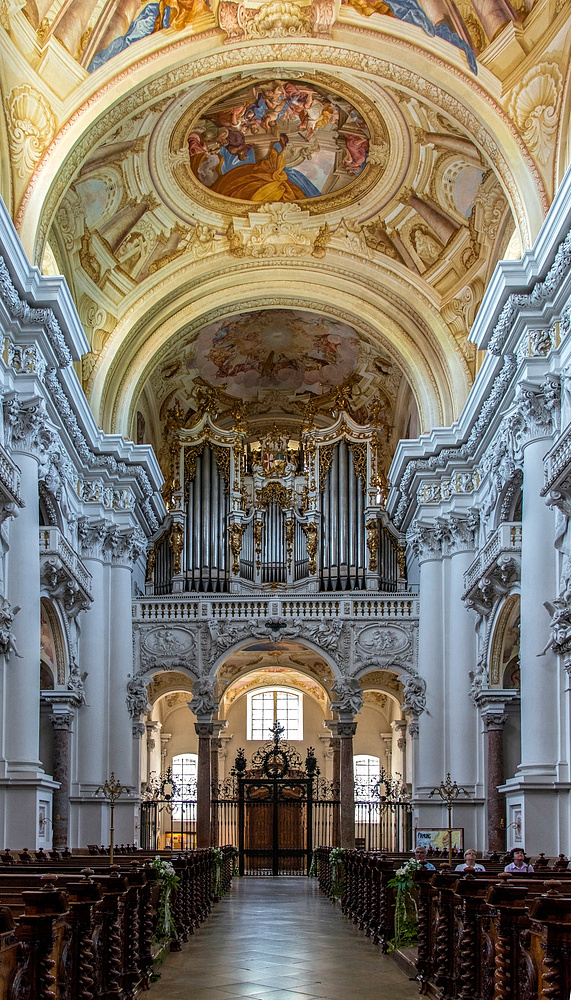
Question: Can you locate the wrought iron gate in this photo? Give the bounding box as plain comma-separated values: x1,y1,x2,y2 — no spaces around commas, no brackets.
216,723,340,876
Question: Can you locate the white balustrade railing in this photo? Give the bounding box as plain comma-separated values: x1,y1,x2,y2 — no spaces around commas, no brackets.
133,592,419,622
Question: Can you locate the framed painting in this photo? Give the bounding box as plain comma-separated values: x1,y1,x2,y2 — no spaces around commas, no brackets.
415,828,464,852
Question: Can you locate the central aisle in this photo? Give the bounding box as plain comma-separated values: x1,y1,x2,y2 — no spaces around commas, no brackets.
149,877,419,1000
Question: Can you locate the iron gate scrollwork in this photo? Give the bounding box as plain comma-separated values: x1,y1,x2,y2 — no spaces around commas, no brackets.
215,722,340,876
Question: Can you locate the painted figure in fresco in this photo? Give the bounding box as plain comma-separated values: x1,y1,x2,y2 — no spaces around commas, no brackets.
342,0,478,72
182,309,361,399
88,0,210,72
186,80,371,203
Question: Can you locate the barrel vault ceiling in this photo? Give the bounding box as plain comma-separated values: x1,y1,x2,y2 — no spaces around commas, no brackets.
1,0,569,481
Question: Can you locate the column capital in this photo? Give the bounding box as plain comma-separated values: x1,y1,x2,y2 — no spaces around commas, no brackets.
407,519,443,562
475,688,520,727
195,723,215,738
77,516,109,561
104,524,147,568
327,720,357,738
48,705,75,731
506,378,560,452
481,711,508,731
3,396,50,458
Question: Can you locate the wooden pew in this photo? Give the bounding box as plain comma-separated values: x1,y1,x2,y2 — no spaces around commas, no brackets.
0,846,234,1000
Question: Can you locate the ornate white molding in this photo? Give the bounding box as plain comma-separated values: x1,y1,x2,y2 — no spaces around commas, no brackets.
40,526,93,617
463,522,521,616
188,676,218,718
0,255,72,367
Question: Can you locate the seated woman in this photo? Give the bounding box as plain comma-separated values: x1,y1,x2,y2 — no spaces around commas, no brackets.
504,848,534,873
455,849,485,872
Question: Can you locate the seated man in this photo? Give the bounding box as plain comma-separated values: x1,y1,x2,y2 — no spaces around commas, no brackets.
455,849,485,872
414,846,435,870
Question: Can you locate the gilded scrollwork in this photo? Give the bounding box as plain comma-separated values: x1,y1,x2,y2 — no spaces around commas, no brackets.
5,86,56,180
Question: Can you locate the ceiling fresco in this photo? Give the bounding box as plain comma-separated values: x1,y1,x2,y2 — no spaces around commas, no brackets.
187,79,371,204
2,0,563,473
189,310,360,397
149,307,405,439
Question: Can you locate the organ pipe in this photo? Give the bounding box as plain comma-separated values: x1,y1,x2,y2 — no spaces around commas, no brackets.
320,440,368,592
185,445,229,592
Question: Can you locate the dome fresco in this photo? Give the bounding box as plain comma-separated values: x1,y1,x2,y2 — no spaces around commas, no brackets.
186,79,372,204
190,310,361,396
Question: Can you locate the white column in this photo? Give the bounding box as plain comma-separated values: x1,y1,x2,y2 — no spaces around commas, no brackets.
1,399,58,849
75,520,108,847
447,533,480,845
410,526,445,796
107,526,146,846
519,436,558,773
502,388,560,854
6,449,42,772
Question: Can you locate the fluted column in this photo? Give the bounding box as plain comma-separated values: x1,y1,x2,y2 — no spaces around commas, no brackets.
407,523,445,796
50,707,74,849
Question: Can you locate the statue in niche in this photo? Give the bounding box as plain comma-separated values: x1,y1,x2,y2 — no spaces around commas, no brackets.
410,225,443,266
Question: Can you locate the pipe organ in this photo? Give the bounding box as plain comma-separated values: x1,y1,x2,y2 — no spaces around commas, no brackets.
146,413,406,595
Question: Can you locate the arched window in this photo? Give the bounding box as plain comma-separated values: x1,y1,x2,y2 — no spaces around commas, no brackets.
247,688,303,740
171,753,198,820
354,754,381,800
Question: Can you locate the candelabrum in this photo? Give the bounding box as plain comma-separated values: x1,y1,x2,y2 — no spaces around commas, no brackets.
94,773,130,864
428,773,469,867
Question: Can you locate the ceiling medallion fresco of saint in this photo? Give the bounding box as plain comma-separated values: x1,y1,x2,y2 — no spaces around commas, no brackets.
186,79,371,204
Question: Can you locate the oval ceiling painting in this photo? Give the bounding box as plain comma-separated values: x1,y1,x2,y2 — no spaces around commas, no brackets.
187,79,371,204
189,310,361,399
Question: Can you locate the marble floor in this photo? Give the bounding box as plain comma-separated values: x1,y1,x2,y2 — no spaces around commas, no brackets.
149,877,420,1000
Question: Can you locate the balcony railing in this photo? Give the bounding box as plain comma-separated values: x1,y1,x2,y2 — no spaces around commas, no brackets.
463,522,522,596
39,527,93,602
133,592,419,622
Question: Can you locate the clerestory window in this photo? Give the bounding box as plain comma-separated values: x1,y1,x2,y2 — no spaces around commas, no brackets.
247,688,303,741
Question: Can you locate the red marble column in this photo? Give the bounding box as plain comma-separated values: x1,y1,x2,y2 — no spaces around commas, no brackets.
211,737,222,848
483,711,508,853
50,709,74,850
329,721,357,850
331,736,341,847
195,723,213,848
